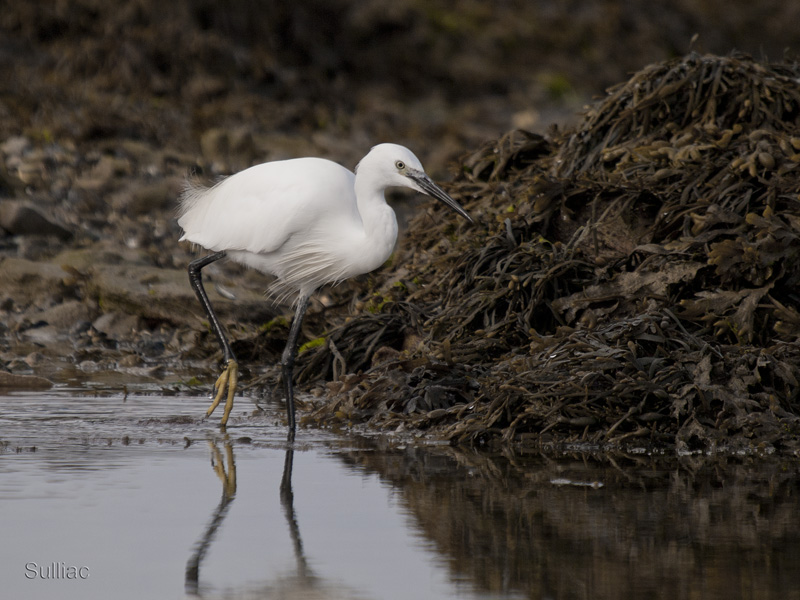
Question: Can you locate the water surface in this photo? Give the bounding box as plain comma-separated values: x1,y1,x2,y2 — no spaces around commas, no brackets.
1,388,799,599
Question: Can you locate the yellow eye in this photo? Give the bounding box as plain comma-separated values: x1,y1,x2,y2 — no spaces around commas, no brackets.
395,160,405,170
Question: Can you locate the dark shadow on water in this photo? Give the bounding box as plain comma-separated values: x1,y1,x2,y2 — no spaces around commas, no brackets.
336,444,800,599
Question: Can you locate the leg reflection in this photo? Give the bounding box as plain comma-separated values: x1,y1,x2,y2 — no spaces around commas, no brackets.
185,437,237,596
280,432,308,580
185,433,330,598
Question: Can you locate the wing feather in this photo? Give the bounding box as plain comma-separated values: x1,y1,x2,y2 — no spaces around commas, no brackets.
177,158,357,255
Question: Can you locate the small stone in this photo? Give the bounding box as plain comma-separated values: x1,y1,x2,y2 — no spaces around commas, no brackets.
92,312,141,339
23,352,46,367
38,300,94,329
21,325,61,345
0,371,53,390
0,136,32,157
0,200,72,240
118,354,143,367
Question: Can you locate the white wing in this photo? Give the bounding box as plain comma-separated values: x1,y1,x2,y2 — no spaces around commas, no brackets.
177,157,359,255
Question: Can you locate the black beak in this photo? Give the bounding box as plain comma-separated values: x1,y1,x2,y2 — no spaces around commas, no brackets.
408,170,473,223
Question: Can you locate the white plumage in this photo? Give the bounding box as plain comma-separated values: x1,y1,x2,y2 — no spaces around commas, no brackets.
178,143,472,434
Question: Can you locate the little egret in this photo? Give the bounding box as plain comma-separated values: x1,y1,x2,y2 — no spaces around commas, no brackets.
178,143,472,434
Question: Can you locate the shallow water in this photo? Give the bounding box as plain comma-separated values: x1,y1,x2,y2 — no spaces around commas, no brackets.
2,388,800,600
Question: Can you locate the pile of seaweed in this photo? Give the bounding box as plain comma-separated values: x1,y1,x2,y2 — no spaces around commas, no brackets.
257,53,800,452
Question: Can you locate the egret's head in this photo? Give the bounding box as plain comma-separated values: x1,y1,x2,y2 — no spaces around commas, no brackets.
357,143,473,223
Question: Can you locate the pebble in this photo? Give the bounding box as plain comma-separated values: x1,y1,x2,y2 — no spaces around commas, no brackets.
0,370,53,390
0,200,72,240
38,300,94,329
0,136,32,157
20,324,62,345
92,312,141,339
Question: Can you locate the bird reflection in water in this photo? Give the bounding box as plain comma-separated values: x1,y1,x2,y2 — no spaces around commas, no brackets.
185,437,237,595
279,439,308,582
185,434,367,599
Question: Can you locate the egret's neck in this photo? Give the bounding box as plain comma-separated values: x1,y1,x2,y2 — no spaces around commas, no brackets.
353,173,399,270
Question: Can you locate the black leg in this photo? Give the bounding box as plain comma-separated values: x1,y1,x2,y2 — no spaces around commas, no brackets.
282,294,310,435
188,252,236,364
188,252,238,425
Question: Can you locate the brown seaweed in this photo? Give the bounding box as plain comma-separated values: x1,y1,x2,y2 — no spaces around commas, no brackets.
252,53,800,452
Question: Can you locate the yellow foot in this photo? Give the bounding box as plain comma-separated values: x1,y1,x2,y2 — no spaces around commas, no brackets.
205,359,238,426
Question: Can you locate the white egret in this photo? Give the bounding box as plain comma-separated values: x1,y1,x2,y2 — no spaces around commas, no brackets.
178,143,472,434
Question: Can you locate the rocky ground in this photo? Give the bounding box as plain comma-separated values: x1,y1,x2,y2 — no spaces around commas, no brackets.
1,1,799,451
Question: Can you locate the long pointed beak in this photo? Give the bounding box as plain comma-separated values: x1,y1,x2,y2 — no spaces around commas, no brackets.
408,170,473,223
